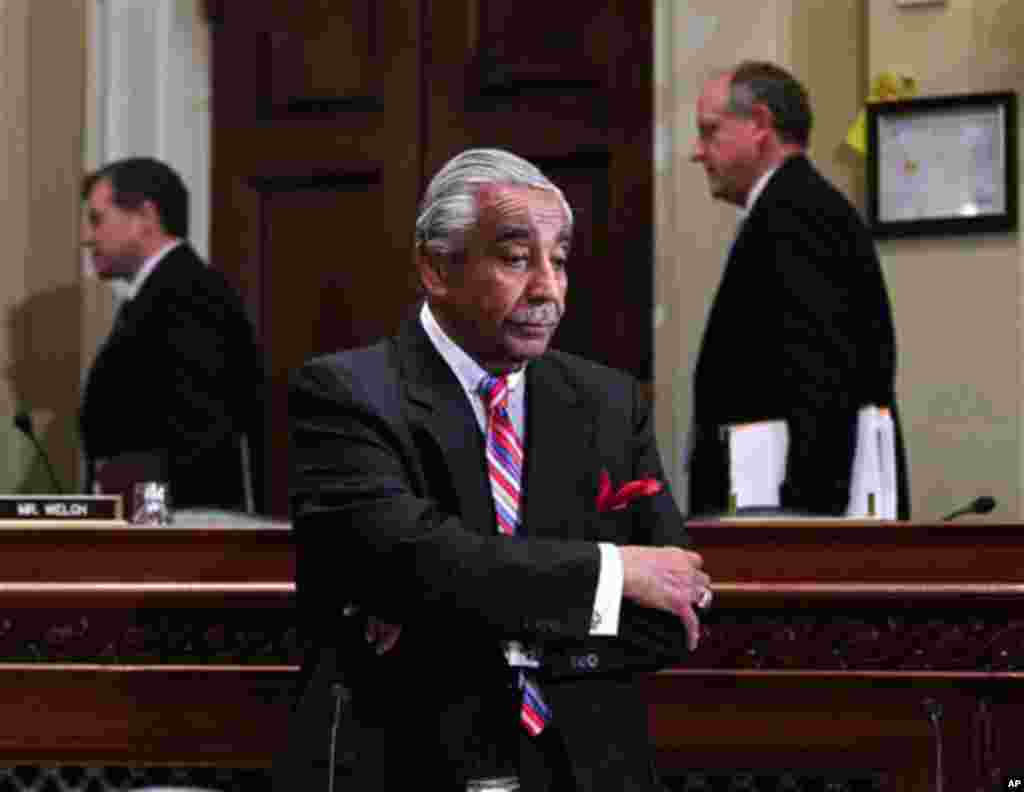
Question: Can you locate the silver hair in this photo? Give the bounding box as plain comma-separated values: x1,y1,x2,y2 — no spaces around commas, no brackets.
414,148,573,256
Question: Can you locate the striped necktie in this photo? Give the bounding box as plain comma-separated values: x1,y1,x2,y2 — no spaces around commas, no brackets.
479,374,522,536
478,374,551,736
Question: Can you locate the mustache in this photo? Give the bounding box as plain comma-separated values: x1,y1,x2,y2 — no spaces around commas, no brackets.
508,303,561,324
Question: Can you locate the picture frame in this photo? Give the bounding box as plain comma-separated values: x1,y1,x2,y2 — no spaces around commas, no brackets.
866,91,1017,238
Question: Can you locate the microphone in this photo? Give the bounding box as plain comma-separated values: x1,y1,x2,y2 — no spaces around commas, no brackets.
13,411,65,494
941,495,996,521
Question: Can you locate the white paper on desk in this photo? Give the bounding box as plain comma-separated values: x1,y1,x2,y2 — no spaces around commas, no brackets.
726,406,897,518
727,420,788,508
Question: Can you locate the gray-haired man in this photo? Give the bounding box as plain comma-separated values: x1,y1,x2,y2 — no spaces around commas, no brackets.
278,148,710,792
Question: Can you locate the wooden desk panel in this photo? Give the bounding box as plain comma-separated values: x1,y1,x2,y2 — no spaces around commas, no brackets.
0,525,293,584
686,519,1024,584
660,520,1024,791
0,667,293,764
0,521,1021,791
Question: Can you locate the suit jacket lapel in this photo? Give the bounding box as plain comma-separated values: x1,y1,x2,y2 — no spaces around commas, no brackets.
520,356,594,541
398,320,497,537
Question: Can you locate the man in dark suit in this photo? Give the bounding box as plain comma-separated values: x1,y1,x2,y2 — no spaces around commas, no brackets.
282,149,711,791
80,157,263,513
688,61,909,518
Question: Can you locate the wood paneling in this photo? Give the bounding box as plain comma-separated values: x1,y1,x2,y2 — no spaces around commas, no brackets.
266,1,380,111
661,519,1024,790
211,2,423,515
2,520,1024,790
210,1,652,515
474,1,609,91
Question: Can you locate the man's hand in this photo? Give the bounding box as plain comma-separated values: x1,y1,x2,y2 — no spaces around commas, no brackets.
619,546,710,651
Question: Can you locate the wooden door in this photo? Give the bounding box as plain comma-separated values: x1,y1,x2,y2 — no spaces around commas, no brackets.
209,1,652,516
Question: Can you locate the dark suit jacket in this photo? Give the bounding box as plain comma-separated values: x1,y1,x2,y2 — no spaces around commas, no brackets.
280,317,693,791
80,243,264,511
689,154,909,518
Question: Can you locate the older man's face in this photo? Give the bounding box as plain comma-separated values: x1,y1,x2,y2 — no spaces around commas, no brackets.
690,73,764,207
429,184,571,373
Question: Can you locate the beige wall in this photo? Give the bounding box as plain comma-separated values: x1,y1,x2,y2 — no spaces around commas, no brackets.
0,1,89,494
655,0,1023,520
868,0,1024,519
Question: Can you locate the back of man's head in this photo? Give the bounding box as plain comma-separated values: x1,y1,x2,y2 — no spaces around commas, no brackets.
82,157,190,239
726,61,813,148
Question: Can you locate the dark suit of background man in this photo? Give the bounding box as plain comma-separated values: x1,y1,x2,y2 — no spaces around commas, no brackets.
79,157,264,512
279,148,711,791
687,61,910,518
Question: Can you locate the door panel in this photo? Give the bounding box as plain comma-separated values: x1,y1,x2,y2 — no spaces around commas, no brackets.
210,1,651,515
211,1,422,515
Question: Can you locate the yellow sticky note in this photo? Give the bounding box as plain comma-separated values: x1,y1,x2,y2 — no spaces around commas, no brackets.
845,109,868,155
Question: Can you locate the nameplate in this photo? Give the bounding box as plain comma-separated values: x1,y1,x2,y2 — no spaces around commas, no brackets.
0,496,123,523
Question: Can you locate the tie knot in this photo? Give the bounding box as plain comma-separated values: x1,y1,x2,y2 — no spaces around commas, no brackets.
478,374,509,412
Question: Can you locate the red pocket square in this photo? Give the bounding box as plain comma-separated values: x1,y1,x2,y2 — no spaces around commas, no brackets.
596,469,662,512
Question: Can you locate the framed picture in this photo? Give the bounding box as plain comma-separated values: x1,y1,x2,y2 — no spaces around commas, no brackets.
866,91,1017,238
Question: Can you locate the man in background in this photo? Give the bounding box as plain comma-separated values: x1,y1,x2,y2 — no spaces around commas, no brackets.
280,148,710,791
688,61,909,518
80,157,263,513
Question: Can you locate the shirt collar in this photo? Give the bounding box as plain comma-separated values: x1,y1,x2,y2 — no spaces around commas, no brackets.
116,239,184,301
419,302,525,401
742,164,780,216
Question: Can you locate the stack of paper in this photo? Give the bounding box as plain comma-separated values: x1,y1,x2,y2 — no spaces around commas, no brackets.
724,405,897,518
846,406,897,519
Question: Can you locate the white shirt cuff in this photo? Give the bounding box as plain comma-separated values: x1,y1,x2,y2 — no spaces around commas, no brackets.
590,543,623,635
